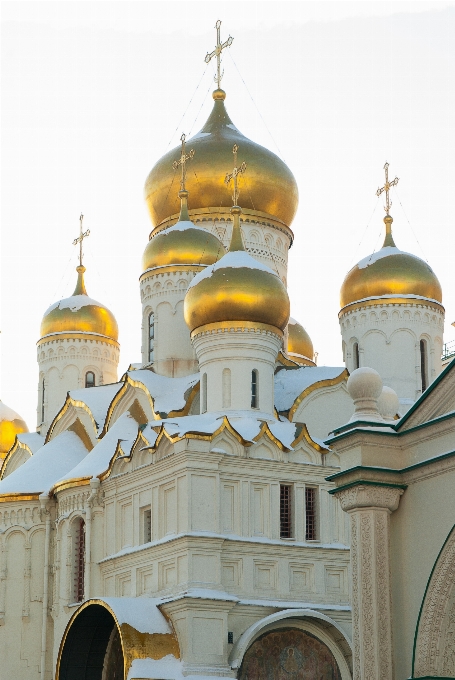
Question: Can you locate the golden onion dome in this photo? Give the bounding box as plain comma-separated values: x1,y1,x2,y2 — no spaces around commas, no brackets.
184,206,290,333
0,400,28,455
287,317,315,365
145,89,299,228
40,266,119,341
340,215,443,309
142,190,223,271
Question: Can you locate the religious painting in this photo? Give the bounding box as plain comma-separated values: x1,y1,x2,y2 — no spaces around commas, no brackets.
239,628,341,680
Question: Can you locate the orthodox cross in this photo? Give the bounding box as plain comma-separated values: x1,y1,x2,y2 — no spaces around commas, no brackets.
72,213,90,266
225,144,247,206
172,133,195,192
204,20,234,89
376,162,399,215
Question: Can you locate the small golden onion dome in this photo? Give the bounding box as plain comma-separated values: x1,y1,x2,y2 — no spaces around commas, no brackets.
142,190,223,271
340,215,443,309
41,266,119,341
184,206,290,332
0,401,28,455
287,317,314,364
145,89,299,227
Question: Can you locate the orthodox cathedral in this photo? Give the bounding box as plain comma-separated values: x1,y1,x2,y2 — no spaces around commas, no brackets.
0,21,454,680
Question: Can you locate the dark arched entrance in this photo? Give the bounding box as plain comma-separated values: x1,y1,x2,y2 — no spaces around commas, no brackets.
57,603,124,680
239,627,342,679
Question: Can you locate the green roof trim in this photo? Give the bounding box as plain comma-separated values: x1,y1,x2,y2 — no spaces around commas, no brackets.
328,479,407,496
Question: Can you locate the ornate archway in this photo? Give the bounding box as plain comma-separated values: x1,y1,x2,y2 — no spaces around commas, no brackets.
239,627,342,679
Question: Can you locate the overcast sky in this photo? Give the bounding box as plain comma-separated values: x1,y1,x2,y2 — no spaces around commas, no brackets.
2,1,455,428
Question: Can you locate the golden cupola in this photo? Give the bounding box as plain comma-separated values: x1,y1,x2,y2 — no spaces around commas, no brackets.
184,203,290,333
142,188,223,272
287,318,315,366
40,266,119,342
144,88,298,228
0,400,28,457
340,214,443,310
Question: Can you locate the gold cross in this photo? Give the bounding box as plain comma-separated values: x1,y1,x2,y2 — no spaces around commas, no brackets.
204,19,234,89
172,133,195,192
376,162,399,215
72,214,90,267
225,144,247,206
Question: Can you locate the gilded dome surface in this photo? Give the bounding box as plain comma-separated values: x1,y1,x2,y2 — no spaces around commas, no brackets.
144,90,299,227
0,401,28,455
184,208,290,332
340,216,442,308
287,317,314,363
142,195,224,271
41,266,119,341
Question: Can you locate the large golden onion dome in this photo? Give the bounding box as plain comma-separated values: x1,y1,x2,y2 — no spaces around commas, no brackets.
287,317,315,365
144,89,298,228
142,190,223,271
0,400,28,456
340,215,443,309
184,205,290,333
41,266,119,341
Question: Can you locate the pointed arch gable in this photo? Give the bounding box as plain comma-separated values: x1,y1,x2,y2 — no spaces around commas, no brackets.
46,396,99,444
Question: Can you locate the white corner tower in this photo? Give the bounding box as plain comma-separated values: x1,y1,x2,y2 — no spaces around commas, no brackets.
339,164,444,408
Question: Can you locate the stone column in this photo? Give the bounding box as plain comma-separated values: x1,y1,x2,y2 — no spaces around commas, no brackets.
336,483,403,680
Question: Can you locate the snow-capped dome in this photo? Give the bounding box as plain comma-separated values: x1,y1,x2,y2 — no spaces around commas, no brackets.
0,400,28,455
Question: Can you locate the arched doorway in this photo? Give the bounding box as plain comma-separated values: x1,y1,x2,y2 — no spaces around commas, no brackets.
57,604,124,680
239,627,342,679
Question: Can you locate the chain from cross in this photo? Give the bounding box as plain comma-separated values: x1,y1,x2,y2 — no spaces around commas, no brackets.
172,133,195,192
204,19,234,89
225,144,247,206
72,214,90,267
376,162,399,215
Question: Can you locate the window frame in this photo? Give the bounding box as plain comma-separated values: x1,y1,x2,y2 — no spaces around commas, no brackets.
280,483,293,539
73,517,86,603
305,486,318,541
420,338,428,392
251,369,259,409
85,371,95,388
148,311,155,363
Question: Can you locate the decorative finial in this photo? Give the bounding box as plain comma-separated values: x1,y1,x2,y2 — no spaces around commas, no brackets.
376,162,399,216
204,20,233,91
72,213,90,268
172,133,195,222
225,144,247,252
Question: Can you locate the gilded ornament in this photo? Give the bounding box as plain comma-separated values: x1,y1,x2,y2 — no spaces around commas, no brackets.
0,401,28,456
287,317,314,364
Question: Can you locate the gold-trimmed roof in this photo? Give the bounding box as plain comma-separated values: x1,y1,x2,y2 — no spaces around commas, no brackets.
340,216,442,308
41,266,119,341
144,89,298,228
0,401,28,456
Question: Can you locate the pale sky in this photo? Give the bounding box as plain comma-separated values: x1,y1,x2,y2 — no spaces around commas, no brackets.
2,1,455,429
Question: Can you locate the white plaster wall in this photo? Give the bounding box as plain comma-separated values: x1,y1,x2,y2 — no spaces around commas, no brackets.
37,336,119,434
192,327,283,415
292,383,353,440
339,301,444,402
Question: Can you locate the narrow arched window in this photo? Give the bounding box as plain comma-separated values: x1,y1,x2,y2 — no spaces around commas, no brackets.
222,368,231,408
420,339,428,392
148,312,155,362
251,370,259,408
353,342,360,370
73,518,85,602
41,379,45,423
85,371,95,388
202,373,207,413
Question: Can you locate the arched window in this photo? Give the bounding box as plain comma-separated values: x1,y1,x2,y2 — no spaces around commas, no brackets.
420,339,428,392
85,371,95,388
222,368,231,408
148,312,155,362
251,370,259,408
73,518,85,603
202,373,207,413
41,379,45,423
353,342,360,370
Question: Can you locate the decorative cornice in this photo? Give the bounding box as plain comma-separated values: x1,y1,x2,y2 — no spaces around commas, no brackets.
191,320,284,339
334,483,404,513
140,264,206,282
37,332,119,349
339,296,444,318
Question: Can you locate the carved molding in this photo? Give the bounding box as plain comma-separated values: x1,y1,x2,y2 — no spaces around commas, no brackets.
337,485,404,513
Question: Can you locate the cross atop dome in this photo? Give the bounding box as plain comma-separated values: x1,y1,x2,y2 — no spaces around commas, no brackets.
376,162,399,216
73,213,90,268
204,20,233,90
172,133,195,194
225,143,246,207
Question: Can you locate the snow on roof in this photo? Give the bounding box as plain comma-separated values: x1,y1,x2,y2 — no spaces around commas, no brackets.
342,293,441,306
160,220,214,235
54,413,138,483
0,430,88,496
100,597,171,635
357,246,423,269
44,294,107,315
69,383,123,433
274,366,346,413
127,657,183,680
16,432,45,453
0,401,25,423
188,250,277,289
128,370,199,416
